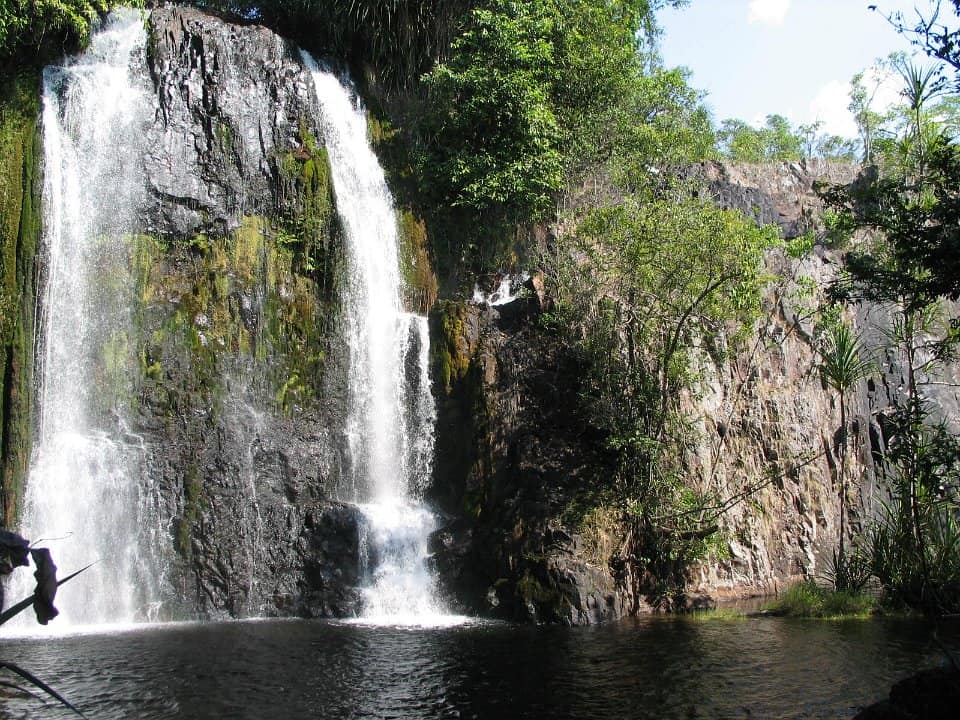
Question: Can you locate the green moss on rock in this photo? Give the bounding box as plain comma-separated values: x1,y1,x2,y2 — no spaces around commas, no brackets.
133,212,341,419
0,69,41,526
515,569,573,622
431,300,472,396
397,209,437,314
177,461,203,558
277,118,340,284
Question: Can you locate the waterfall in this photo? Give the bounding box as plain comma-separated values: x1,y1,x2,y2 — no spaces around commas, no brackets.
14,11,165,626
302,54,449,623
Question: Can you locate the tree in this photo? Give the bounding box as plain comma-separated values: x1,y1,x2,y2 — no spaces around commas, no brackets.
818,322,872,590
0,0,137,63
419,1,565,219
195,1,472,89
716,114,809,162
418,0,695,221
764,114,804,159
849,66,893,164
555,182,779,606
879,1,960,80
823,135,960,309
893,56,945,170
798,121,824,158
717,119,766,162
822,133,960,615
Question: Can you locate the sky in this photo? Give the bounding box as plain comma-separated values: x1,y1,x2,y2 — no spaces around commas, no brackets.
658,0,930,138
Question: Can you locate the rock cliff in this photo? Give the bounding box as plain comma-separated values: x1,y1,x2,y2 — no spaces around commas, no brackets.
428,160,960,623
0,70,41,528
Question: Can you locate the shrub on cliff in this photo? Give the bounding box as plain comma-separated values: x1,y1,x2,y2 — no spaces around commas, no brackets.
553,181,780,608
821,94,960,618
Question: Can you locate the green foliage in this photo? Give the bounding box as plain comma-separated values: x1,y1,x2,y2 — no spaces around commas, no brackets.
418,0,700,223
823,135,960,311
716,113,855,162
823,545,875,595
598,64,716,182
277,120,339,278
763,580,876,618
819,322,873,398
883,1,960,81
818,320,873,590
849,65,894,164
683,607,746,622
868,405,960,615
553,183,779,606
0,0,140,63
822,97,960,614
420,1,564,219
196,1,470,89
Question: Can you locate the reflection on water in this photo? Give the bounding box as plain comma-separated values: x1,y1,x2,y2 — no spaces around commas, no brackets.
0,616,954,719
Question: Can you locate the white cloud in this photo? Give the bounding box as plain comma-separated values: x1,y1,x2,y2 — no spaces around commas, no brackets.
806,67,902,139
808,80,857,138
748,0,791,26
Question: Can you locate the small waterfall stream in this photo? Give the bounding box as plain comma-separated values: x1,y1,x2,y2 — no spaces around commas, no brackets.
302,54,449,623
15,11,165,626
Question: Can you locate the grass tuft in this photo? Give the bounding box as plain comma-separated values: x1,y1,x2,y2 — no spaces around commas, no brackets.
762,581,876,618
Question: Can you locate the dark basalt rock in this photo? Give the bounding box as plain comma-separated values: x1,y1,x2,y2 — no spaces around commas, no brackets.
114,7,362,620
144,7,321,238
854,667,960,720
428,300,633,625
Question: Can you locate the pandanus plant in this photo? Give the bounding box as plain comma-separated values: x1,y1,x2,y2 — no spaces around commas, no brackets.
819,322,873,590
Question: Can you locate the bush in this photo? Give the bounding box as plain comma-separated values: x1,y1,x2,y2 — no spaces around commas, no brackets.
764,581,876,618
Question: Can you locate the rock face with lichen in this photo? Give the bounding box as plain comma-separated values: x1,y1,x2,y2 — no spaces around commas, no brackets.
427,160,960,623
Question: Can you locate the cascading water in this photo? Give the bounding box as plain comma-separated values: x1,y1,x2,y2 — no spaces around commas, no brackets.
302,53,449,623
14,11,165,626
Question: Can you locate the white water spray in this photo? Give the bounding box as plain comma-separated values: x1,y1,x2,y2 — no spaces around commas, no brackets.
302,54,449,623
15,12,165,626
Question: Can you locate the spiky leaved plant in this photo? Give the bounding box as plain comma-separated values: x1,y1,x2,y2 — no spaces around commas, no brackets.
819,321,873,590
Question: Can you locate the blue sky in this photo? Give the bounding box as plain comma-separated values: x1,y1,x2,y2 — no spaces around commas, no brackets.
658,0,926,137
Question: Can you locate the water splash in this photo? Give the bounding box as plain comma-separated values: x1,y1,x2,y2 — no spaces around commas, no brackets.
14,11,166,626
301,53,451,624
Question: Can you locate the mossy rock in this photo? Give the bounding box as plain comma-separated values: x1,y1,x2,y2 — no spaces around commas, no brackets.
133,213,340,418
431,300,473,396
0,69,41,525
397,209,437,314
515,568,574,623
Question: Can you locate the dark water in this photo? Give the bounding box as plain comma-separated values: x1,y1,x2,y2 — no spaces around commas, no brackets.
0,616,954,719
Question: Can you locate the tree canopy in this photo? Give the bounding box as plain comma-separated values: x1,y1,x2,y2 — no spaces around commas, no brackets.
0,0,135,63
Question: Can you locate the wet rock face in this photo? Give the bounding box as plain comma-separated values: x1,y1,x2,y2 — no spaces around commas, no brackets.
144,7,319,237
116,9,359,620
429,295,634,624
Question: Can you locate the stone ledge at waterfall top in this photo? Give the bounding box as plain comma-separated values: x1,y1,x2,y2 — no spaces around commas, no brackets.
144,7,322,238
